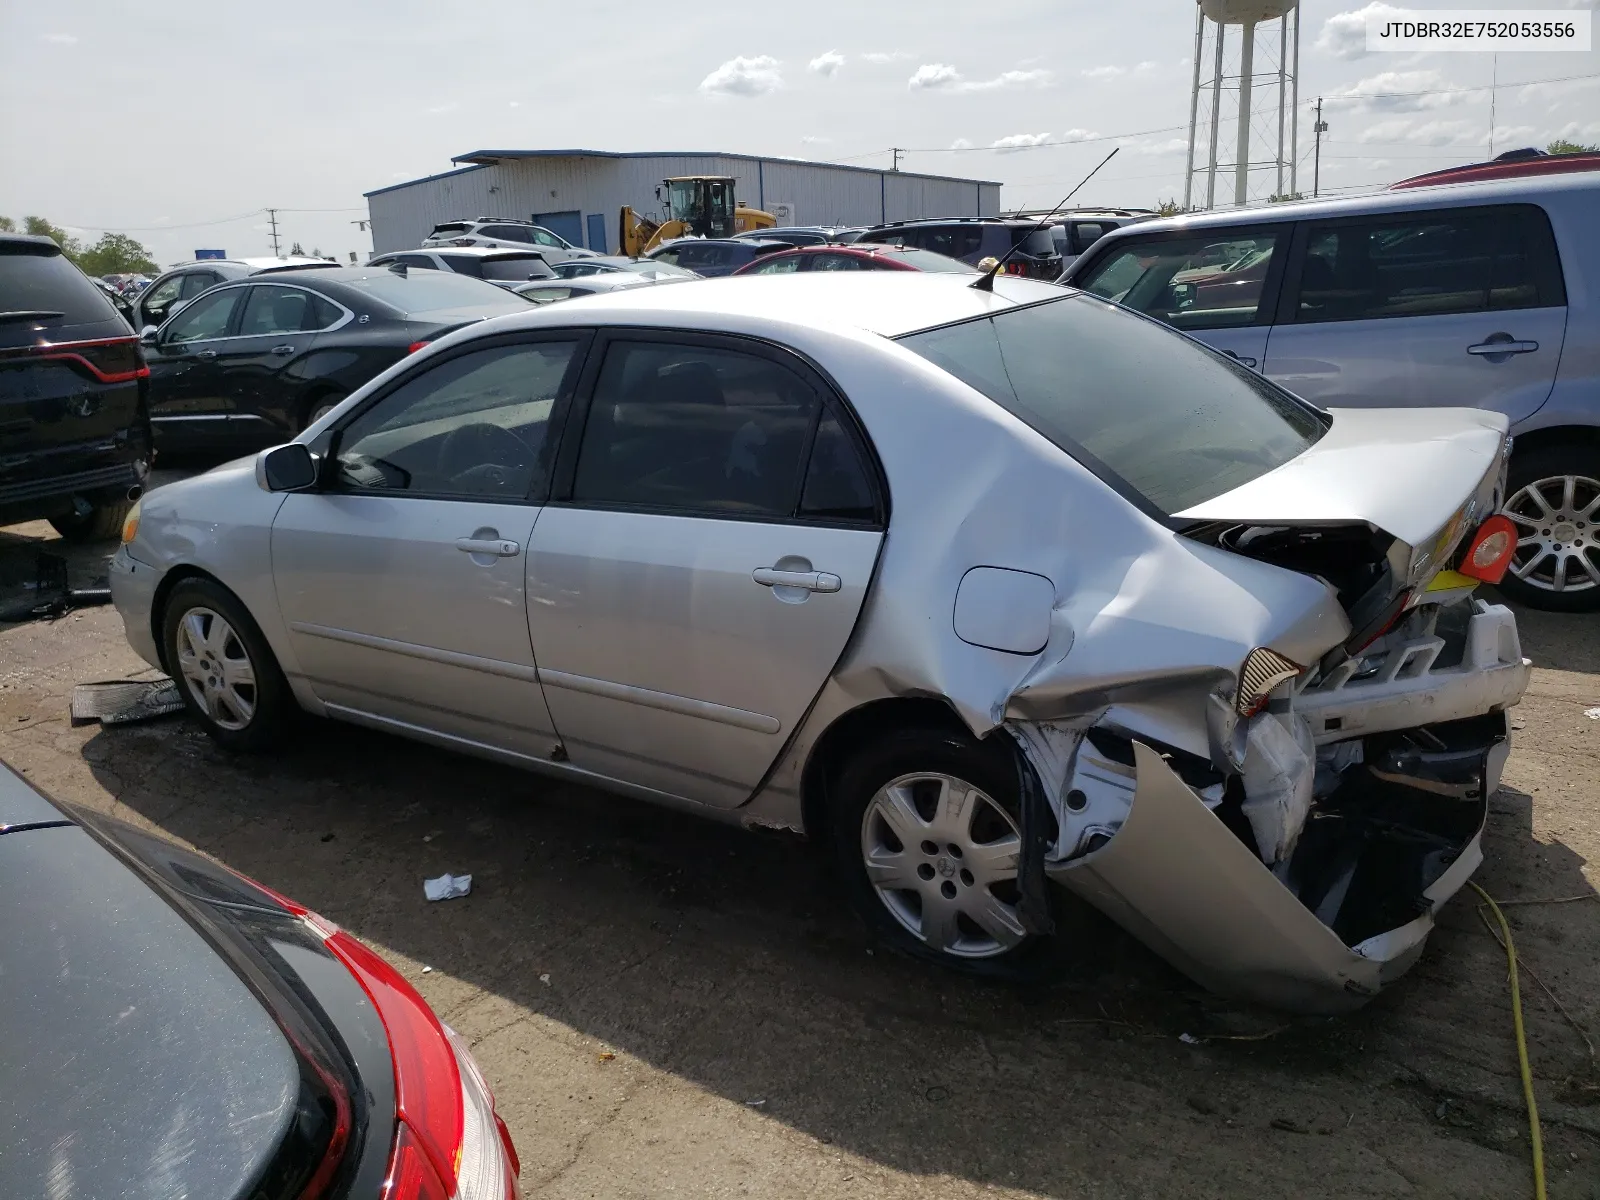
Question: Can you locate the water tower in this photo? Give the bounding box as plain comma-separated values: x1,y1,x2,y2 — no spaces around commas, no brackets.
1184,0,1300,209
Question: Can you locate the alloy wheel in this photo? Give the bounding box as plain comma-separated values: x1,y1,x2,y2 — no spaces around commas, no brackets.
175,607,257,731
1503,473,1600,595
859,771,1025,959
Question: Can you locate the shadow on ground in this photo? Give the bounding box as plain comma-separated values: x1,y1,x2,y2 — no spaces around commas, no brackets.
74,706,1600,1197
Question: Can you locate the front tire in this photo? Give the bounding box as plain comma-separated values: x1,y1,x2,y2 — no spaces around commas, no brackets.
1498,445,1600,612
829,727,1057,978
161,578,293,750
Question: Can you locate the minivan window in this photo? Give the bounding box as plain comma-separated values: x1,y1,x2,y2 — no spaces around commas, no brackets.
1075,230,1284,331
1292,204,1565,323
898,295,1325,515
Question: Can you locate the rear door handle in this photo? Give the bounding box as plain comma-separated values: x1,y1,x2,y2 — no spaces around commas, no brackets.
270,344,296,355
1467,338,1538,356
1220,349,1258,368
753,567,841,592
455,536,520,557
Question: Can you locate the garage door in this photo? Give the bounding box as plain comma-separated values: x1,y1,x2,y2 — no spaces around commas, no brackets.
533,210,584,248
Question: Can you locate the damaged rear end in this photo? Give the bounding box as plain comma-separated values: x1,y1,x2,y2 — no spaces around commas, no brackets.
1015,407,1530,1013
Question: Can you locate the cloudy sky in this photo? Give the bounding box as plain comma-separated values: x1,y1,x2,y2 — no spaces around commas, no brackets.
1,0,1595,266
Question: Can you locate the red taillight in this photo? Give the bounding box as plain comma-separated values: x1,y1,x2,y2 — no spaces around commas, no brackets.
27,335,149,383
1458,514,1518,584
407,341,431,354
326,931,465,1187
383,1124,451,1200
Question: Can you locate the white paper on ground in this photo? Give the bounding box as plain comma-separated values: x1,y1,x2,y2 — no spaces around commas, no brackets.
423,873,472,901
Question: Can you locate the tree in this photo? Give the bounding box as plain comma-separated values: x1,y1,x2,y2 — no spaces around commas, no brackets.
289,241,305,256
0,216,13,232
1547,138,1599,155
22,215,81,256
1154,198,1185,216
75,232,159,277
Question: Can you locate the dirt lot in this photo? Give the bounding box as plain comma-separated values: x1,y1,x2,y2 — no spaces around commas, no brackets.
3,505,1598,1200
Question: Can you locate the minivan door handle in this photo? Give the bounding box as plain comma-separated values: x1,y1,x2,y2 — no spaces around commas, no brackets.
1468,335,1539,358
753,567,841,593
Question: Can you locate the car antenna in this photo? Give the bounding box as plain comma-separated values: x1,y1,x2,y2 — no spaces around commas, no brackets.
971,147,1119,292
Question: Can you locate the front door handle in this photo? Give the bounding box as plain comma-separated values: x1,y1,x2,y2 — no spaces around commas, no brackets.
1468,334,1539,358
753,567,841,593
270,344,295,355
455,536,520,557
1220,348,1258,368
194,349,217,360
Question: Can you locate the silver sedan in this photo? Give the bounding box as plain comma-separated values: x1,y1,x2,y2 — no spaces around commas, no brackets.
110,273,1530,1013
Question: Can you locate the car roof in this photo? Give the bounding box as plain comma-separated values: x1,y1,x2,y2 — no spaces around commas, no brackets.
865,216,1034,231
1085,169,1597,241
0,233,63,253
485,271,1061,339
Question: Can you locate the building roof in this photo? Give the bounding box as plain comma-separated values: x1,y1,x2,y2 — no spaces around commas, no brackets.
363,149,999,199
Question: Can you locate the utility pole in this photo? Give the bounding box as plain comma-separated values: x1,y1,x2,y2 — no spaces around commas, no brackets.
891,147,902,172
267,208,282,256
1312,98,1328,198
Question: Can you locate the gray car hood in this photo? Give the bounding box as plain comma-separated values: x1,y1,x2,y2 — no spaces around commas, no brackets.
1175,406,1509,549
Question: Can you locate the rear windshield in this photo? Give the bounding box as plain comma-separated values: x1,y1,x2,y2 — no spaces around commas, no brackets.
897,295,1325,514
430,223,472,235
0,245,120,341
477,256,556,282
890,249,977,273
337,271,524,315
1010,227,1059,257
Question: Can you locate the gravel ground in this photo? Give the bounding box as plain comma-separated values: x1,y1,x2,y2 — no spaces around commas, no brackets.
2,505,1597,1200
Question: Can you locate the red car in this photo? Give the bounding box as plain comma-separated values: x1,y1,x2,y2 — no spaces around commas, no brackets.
731,243,978,276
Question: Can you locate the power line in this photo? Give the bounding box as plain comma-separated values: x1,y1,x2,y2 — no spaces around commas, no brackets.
1319,69,1597,104
50,209,266,232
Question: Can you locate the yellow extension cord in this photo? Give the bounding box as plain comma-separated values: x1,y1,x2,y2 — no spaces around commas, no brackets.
1468,882,1547,1200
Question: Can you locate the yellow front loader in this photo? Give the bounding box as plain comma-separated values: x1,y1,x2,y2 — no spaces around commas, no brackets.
619,176,776,256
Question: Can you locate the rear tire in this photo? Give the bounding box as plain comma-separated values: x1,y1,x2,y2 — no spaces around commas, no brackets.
1497,445,1600,613
49,497,132,543
161,577,293,751
828,726,1070,980
299,390,346,432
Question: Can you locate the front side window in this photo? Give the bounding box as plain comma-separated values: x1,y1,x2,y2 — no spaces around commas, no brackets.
571,341,822,516
1292,205,1564,323
810,254,864,272
748,255,803,274
163,287,242,344
141,274,185,318
898,295,1324,515
1075,230,1284,331
333,340,580,500
237,285,336,336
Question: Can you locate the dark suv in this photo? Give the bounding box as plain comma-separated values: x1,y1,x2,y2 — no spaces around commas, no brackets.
1,235,151,540
854,218,1063,279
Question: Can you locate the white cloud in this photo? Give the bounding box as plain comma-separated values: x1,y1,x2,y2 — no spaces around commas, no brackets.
425,102,460,114
1317,3,1404,60
1082,65,1124,80
1059,129,1097,142
699,55,783,98
1134,61,1158,72
42,33,78,44
908,64,1052,92
863,50,911,63
800,135,833,144
1330,69,1463,112
909,63,961,90
508,101,520,108
1357,117,1478,146
991,132,1052,152
808,50,844,77
950,137,974,150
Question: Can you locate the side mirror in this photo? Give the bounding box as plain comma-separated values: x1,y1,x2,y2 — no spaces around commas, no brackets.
255,443,318,492
140,326,159,345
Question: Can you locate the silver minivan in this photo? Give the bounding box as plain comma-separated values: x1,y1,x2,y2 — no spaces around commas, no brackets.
1063,171,1600,611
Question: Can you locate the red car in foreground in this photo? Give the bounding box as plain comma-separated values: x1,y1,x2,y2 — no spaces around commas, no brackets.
731,243,978,275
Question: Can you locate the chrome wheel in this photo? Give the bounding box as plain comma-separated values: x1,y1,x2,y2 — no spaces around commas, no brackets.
1503,473,1600,595
175,607,257,731
308,401,338,425
859,771,1025,959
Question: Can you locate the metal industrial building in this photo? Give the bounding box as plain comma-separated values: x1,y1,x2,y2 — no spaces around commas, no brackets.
365,150,1002,255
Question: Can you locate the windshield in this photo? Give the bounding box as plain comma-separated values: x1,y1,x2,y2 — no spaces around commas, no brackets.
339,271,524,316
897,295,1325,514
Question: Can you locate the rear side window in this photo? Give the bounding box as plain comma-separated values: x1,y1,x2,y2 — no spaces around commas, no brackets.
0,245,119,331
799,410,878,521
440,255,486,277
899,295,1325,515
1075,229,1285,331
913,226,984,259
480,225,533,243
749,255,804,274
237,285,340,335
572,341,822,516
1292,204,1565,323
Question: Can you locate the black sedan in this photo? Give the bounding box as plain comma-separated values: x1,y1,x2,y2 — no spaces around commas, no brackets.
0,759,520,1199
642,238,796,277
142,265,531,452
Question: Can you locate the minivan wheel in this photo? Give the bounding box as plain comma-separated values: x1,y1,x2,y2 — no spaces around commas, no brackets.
1498,446,1600,612
829,727,1058,978
49,497,132,543
161,578,293,750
